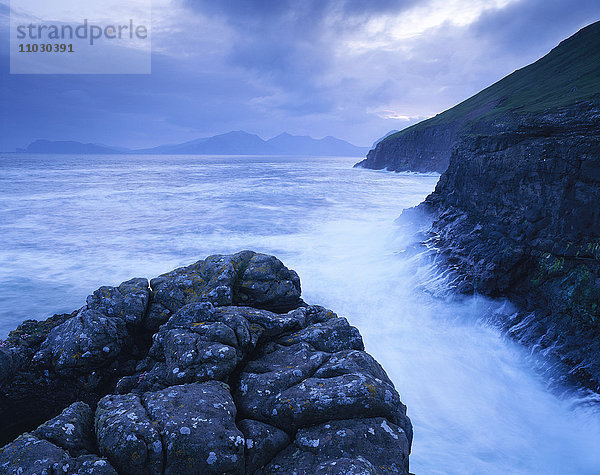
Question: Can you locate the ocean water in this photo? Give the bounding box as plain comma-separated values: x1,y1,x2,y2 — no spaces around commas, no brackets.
1,153,599,473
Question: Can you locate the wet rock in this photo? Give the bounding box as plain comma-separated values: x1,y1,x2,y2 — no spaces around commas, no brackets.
236,317,408,435
236,342,329,423
143,382,244,474
150,303,242,384
86,278,150,326
0,252,412,473
276,316,364,353
366,23,600,391
0,432,117,475
155,328,239,385
96,393,164,474
267,418,410,474
233,252,302,312
33,308,129,376
32,401,95,456
163,302,254,353
415,101,600,390
262,372,403,432
0,434,68,474
215,306,303,340
238,419,290,473
313,350,393,384
53,455,118,474
97,382,244,474
4,312,75,353
119,304,316,394
146,251,302,329
145,251,251,329
119,303,254,392
0,278,152,445
313,457,379,474
96,382,245,474
113,360,168,394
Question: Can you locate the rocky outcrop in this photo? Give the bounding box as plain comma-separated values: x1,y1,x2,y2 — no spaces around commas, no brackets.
412,100,600,390
0,251,412,474
354,121,460,173
355,99,500,174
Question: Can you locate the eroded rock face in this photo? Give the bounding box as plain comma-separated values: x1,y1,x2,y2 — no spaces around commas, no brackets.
355,121,460,173
146,251,302,330
0,252,412,474
86,278,151,327
0,403,117,475
96,382,244,474
415,102,600,391
238,419,291,473
32,401,95,456
266,418,410,473
33,308,130,376
95,393,164,474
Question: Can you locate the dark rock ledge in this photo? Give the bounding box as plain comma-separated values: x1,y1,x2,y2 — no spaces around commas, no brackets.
0,251,412,474
407,101,600,392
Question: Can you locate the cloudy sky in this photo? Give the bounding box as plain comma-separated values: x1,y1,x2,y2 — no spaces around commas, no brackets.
1,0,599,151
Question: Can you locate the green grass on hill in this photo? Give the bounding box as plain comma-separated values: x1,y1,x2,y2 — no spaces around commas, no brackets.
382,20,600,143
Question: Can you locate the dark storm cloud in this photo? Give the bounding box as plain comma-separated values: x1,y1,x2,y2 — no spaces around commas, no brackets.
472,0,600,59
180,0,418,77
2,0,600,152
164,0,425,133
185,0,420,22
0,48,272,150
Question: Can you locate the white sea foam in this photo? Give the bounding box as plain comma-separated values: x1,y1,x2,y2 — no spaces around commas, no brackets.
1,153,599,472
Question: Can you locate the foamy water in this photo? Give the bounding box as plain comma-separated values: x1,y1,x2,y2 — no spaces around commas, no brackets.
1,154,599,472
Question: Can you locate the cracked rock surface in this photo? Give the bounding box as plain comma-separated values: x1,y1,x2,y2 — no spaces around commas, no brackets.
0,251,411,474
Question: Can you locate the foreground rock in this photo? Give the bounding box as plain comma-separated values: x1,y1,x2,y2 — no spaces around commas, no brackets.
0,251,412,474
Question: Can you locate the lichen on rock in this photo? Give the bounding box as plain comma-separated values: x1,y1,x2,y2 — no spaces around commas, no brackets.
0,251,412,474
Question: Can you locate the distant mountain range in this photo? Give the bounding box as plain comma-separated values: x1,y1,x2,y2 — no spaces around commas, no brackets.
18,140,128,155
17,131,369,157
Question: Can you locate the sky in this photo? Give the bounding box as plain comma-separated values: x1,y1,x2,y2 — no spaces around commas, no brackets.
1,0,599,151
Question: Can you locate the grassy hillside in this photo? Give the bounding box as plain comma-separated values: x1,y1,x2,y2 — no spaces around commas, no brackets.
382,20,600,144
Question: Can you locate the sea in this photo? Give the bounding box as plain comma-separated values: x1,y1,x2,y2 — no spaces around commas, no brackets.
1,153,599,473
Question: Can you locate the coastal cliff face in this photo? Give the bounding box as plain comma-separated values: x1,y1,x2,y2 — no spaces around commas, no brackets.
354,122,459,173
0,251,412,474
375,21,600,391
355,100,500,173
417,100,600,390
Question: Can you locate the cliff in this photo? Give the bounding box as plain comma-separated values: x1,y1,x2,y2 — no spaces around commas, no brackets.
354,121,461,173
404,22,600,391
356,21,600,173
0,251,412,474
417,100,600,390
